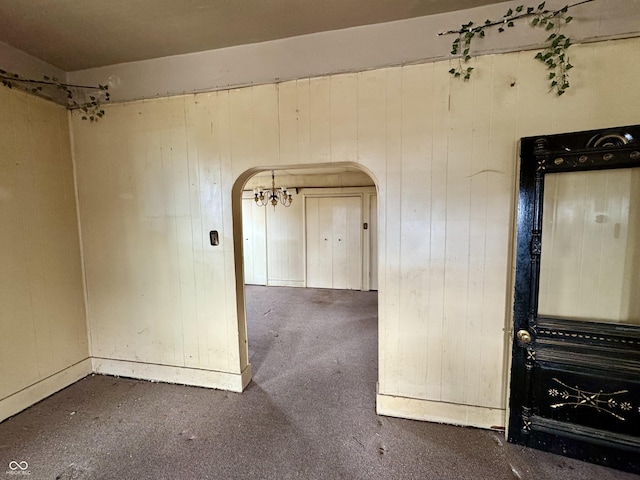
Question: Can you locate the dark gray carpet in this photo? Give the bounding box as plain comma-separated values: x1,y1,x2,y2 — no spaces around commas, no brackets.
0,286,636,479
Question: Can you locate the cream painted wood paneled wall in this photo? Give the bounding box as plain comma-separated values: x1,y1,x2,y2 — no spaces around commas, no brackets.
71,37,640,427
0,88,90,422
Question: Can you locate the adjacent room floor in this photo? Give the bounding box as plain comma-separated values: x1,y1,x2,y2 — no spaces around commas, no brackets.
0,286,636,479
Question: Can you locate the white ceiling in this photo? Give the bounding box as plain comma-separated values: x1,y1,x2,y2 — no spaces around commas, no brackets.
0,0,503,71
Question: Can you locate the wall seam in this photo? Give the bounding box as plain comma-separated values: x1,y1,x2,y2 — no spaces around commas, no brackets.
66,110,94,362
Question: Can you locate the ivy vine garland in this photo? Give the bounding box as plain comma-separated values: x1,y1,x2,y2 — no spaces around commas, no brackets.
441,0,594,95
0,69,109,121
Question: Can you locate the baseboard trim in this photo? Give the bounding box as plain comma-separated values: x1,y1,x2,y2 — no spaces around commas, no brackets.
376,393,505,430
0,358,92,423
92,358,252,393
266,280,305,287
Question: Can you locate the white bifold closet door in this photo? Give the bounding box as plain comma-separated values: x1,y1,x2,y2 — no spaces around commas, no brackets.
306,196,362,290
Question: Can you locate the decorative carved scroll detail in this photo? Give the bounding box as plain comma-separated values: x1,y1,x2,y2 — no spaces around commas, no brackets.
548,378,633,421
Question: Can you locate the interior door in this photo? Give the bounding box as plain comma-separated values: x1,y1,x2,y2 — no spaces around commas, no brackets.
509,125,640,474
306,196,362,290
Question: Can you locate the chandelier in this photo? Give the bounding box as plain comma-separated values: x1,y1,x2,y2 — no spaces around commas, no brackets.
254,170,293,208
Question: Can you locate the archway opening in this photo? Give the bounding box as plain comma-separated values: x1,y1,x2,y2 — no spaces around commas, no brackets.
232,163,380,403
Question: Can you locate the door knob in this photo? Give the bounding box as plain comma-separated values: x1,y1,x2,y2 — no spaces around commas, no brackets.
516,329,532,345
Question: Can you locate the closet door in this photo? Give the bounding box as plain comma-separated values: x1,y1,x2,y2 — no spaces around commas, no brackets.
306,196,362,290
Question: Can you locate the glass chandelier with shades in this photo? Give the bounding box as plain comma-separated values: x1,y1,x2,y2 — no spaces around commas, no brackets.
254,170,293,208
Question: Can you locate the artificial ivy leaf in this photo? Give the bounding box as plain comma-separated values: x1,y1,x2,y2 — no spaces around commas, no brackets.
535,52,543,59
565,16,573,23
485,19,491,25
538,2,546,11
479,30,485,37
498,27,505,32
508,21,515,27
566,63,574,70
532,17,539,26
546,22,554,30
527,7,534,13
551,80,558,86
549,72,555,79
506,8,513,16
449,68,456,74
516,5,524,12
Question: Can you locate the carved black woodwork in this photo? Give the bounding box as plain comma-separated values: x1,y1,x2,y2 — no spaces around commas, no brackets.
508,125,640,474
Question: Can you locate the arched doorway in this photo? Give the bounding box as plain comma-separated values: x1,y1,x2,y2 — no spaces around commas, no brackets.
231,163,380,392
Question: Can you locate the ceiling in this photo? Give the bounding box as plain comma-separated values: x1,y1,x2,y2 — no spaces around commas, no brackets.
0,0,503,71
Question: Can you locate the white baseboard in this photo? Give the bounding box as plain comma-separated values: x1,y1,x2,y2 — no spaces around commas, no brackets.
377,393,505,430
0,358,92,423
92,358,252,393
266,279,305,287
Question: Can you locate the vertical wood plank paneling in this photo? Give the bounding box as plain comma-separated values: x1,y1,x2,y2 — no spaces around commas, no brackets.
278,81,298,166
380,67,402,394
356,70,387,175
398,63,432,397
252,84,280,167
219,88,242,371
464,58,493,405
441,62,474,404
65,38,640,422
2,92,44,393
309,77,331,164
296,79,312,165
425,61,451,401
185,94,212,368
330,73,358,163
1,88,87,400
